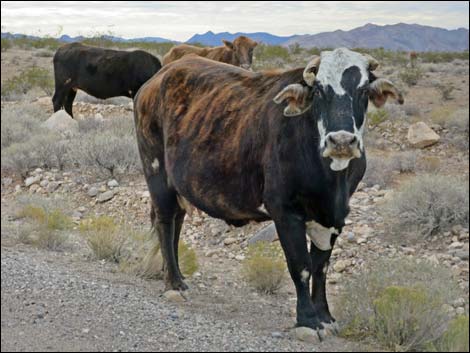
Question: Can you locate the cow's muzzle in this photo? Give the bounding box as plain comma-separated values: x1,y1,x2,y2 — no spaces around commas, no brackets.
322,131,362,171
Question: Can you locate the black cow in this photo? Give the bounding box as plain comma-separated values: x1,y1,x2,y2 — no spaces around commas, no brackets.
133,48,403,338
52,42,162,118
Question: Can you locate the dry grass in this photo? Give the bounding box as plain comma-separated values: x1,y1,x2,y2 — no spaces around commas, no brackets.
432,315,469,352
241,242,286,294
382,174,469,238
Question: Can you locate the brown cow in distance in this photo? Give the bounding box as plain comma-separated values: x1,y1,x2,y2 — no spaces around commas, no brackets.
134,48,404,338
162,36,257,69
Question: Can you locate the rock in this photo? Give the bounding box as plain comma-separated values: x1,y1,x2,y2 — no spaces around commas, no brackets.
71,211,82,219
97,191,114,203
107,179,119,188
271,331,283,339
35,96,52,107
99,185,107,192
235,255,245,261
163,290,186,303
456,307,466,315
15,185,21,193
87,187,99,197
2,177,13,186
46,182,60,193
224,238,237,246
29,184,40,193
39,180,49,188
402,247,416,255
127,102,134,111
453,250,469,261
452,225,463,236
333,259,352,273
407,122,440,148
42,110,79,137
248,223,277,245
94,113,104,121
78,206,86,213
294,327,320,343
25,176,41,187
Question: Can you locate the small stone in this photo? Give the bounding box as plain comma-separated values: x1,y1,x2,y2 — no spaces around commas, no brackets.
271,331,283,339
78,206,86,213
224,238,237,246
163,290,186,303
107,179,119,188
71,211,82,219
295,327,320,343
235,255,245,261
94,113,104,121
99,185,107,192
29,184,40,193
333,259,352,273
451,225,463,235
141,191,150,198
402,247,416,255
39,179,49,188
407,121,440,148
456,307,466,315
97,191,114,203
25,176,41,187
88,187,99,197
205,249,219,257
248,223,278,245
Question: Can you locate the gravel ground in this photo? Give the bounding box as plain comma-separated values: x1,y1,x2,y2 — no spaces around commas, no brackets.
1,240,364,352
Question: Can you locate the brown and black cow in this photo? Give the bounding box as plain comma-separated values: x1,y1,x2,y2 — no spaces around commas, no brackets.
52,42,162,118
133,48,403,338
162,36,257,69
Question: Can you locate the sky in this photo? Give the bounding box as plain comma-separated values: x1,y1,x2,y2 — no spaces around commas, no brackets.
1,1,469,42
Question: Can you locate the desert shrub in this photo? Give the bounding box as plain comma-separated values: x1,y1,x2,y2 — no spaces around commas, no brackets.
430,106,457,126
393,151,418,174
363,155,396,187
178,241,199,277
1,38,12,51
339,257,461,351
403,103,421,117
399,66,423,86
382,174,469,237
80,216,124,262
2,132,73,176
1,66,54,99
373,286,448,352
70,130,141,177
367,108,389,126
420,51,469,63
33,49,54,57
17,203,71,250
432,315,469,352
436,83,454,101
241,242,286,294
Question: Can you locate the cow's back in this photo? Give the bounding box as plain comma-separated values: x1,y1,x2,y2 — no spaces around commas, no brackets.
162,44,207,65
135,56,303,222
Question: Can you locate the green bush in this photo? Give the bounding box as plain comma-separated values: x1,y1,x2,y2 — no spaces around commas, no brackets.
178,241,199,277
337,256,463,340
432,315,469,352
399,66,423,86
1,66,54,99
241,242,286,294
374,286,447,352
1,38,12,51
80,216,125,262
368,108,389,126
382,174,469,237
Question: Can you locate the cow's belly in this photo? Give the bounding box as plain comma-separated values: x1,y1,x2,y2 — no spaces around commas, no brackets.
166,151,268,223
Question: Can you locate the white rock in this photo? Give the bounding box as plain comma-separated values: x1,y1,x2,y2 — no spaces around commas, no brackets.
333,259,352,273
25,176,41,187
163,290,186,303
107,179,119,188
407,122,440,148
97,190,114,203
224,238,237,246
294,327,320,343
42,110,78,136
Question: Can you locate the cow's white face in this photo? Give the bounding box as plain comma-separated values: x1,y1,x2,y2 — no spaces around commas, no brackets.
273,48,404,172
314,48,370,171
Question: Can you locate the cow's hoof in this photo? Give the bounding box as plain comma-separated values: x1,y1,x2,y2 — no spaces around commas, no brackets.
166,279,189,292
321,321,339,335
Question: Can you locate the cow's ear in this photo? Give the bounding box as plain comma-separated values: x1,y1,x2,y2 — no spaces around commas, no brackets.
369,78,404,108
222,40,234,49
273,84,312,117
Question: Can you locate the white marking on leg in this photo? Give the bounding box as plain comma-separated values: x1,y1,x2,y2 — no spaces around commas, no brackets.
318,120,327,149
152,158,159,171
306,221,339,251
301,269,310,283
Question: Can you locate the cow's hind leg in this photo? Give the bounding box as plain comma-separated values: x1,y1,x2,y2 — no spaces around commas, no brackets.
174,208,186,280
52,86,66,112
310,235,339,333
63,89,77,118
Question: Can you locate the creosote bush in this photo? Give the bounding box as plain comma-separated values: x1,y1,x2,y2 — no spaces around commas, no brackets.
399,66,423,86
339,257,461,352
368,108,389,126
79,216,125,262
241,242,286,294
1,66,54,99
382,174,469,237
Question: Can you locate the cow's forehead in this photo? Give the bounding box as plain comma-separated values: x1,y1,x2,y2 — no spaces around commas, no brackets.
316,48,369,95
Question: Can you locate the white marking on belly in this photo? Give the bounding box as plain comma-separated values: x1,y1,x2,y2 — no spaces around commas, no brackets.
257,203,269,215
151,159,159,171
306,221,339,251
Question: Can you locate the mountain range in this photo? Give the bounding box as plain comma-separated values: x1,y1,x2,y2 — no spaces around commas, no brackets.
2,23,469,52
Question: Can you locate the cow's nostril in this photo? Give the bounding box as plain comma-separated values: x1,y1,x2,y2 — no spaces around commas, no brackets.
328,135,337,145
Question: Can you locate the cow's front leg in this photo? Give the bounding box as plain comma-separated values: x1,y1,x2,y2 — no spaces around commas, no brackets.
310,234,339,334
271,212,323,332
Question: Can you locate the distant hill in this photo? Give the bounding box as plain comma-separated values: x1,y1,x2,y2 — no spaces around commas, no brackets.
186,31,299,46
284,23,469,52
2,23,469,51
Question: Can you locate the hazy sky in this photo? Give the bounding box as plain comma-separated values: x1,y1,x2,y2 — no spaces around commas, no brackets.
1,1,469,41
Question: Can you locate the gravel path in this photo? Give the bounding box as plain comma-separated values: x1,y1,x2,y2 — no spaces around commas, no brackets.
1,243,363,352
